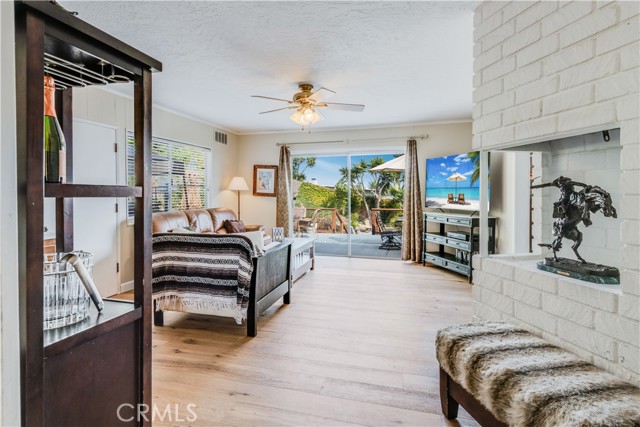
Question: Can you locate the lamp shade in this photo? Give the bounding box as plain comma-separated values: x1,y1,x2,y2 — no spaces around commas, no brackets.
289,108,324,126
227,176,249,191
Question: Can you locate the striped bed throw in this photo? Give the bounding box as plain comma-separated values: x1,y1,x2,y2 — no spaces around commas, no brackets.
152,233,255,324
436,322,640,427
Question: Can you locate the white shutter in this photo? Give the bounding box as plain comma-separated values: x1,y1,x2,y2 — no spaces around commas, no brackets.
126,131,210,224
126,134,136,224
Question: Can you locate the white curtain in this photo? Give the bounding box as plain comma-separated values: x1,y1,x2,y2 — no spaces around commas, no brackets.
402,139,423,261
276,145,293,237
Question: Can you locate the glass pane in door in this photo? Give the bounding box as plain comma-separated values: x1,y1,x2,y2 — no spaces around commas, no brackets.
292,155,349,257
350,154,404,259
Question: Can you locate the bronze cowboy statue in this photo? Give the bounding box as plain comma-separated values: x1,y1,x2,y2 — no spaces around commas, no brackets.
531,176,617,264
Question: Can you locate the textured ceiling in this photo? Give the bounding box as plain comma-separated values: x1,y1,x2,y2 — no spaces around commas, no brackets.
61,1,475,134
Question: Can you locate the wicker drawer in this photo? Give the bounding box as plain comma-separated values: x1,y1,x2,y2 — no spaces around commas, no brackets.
425,214,445,223
446,238,471,251
446,216,472,227
425,233,446,245
446,261,469,275
424,254,446,267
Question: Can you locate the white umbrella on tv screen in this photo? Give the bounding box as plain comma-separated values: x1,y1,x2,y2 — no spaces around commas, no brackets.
447,172,467,196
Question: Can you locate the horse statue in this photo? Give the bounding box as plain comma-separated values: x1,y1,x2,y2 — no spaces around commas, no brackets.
532,176,617,264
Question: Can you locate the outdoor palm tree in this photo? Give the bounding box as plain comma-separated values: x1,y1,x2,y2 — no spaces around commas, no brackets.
338,158,404,221
338,160,372,220
292,157,317,181
368,158,402,208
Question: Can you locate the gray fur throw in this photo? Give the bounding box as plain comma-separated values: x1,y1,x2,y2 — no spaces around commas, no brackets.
436,322,640,427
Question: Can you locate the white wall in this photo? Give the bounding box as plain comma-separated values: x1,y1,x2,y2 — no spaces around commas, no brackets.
71,87,240,285
0,2,21,425
482,150,530,255
472,0,640,384
236,122,473,231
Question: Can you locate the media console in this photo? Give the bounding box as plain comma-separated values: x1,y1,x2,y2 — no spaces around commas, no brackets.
422,212,496,283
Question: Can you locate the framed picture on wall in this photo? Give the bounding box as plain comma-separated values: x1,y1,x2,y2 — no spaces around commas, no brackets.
253,165,278,197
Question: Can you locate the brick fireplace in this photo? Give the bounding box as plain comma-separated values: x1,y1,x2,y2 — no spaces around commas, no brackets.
472,1,639,384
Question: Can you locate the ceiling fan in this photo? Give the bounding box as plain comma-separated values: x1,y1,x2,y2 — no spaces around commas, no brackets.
252,83,365,130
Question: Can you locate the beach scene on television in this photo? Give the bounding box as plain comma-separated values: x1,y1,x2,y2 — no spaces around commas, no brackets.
425,152,486,211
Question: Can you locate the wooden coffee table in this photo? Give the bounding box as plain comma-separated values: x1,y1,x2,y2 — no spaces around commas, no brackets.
287,237,316,282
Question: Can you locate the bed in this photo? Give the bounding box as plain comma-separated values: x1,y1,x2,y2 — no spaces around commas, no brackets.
152,233,291,336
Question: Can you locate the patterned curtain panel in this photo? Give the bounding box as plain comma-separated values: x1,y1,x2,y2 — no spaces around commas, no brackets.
276,145,293,237
402,139,424,261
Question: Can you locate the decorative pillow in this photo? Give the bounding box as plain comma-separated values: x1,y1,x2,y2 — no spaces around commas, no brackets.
223,219,247,233
170,226,196,233
233,231,266,256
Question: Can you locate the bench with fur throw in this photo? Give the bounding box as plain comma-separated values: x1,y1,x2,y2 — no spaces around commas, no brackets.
436,322,640,427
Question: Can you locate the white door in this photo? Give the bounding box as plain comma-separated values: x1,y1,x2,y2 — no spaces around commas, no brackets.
73,120,120,298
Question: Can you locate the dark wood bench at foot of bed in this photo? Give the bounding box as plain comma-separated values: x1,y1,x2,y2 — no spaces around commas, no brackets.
246,241,292,336
153,238,292,337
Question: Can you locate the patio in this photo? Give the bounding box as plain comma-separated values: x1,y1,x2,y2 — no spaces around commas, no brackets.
311,232,402,259
294,206,403,259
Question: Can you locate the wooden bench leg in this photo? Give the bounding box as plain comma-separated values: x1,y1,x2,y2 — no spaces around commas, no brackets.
440,368,459,420
439,366,508,427
247,301,257,337
153,301,164,326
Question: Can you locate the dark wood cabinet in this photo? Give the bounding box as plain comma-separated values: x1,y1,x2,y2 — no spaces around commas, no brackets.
14,2,161,425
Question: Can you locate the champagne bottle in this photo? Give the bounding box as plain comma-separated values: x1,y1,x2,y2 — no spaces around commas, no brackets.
43,76,66,183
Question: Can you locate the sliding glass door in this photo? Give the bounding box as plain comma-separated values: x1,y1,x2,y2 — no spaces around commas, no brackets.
292,152,404,259
293,155,349,257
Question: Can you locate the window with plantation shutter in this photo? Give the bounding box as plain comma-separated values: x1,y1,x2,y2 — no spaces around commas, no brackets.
126,131,210,223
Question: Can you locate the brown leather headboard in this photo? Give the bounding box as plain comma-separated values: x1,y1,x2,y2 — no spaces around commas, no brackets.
183,209,215,233
207,208,237,232
151,210,190,234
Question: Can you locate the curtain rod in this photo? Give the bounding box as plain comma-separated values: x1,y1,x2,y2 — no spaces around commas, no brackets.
276,134,428,147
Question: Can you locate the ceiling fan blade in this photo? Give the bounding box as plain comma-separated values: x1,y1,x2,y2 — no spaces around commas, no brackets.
322,102,365,112
251,95,293,103
259,106,298,114
308,87,335,103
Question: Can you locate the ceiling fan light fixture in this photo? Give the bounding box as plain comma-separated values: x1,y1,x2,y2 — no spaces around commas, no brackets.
302,107,316,124
289,107,323,127
255,83,359,130
289,109,305,126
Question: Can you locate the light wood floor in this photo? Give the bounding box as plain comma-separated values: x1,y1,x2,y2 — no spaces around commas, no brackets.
152,257,480,427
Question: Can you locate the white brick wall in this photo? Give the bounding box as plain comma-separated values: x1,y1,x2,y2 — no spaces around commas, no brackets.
473,1,640,385
537,131,621,267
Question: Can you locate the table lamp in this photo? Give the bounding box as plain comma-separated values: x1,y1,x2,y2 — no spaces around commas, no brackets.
227,176,249,219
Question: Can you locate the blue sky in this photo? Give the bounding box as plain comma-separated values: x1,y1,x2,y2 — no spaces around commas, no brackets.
426,153,479,188
297,154,397,188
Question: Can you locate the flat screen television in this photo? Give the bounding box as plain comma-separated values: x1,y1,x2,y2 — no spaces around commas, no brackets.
425,151,488,211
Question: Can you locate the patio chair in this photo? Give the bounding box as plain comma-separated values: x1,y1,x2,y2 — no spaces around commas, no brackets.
457,193,465,204
296,208,319,237
374,212,402,250
447,193,455,204
336,213,351,234
293,207,306,235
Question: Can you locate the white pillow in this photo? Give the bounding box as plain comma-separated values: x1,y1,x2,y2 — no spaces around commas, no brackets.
233,231,265,255
171,227,196,233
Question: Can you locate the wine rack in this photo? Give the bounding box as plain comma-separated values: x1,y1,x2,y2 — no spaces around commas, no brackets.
14,2,161,426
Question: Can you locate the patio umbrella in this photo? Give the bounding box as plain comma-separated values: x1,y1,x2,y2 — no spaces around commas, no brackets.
370,155,405,172
447,172,467,196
